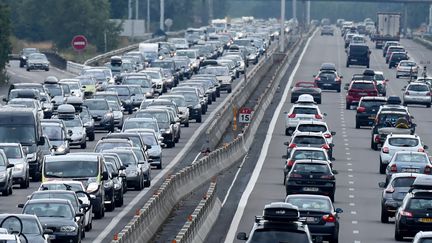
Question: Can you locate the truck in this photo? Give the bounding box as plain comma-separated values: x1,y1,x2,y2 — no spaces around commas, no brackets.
373,12,401,49
138,43,159,64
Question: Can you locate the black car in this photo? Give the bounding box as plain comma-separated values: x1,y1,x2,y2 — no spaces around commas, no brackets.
21,199,84,243
291,82,322,103
355,96,387,128
0,214,51,243
105,161,124,207
237,202,313,243
102,163,116,212
285,194,342,243
106,85,135,114
346,44,370,68
19,48,39,68
395,176,432,240
313,71,342,92
83,99,115,132
389,52,409,69
379,173,421,223
285,160,337,202
0,150,14,196
170,90,202,123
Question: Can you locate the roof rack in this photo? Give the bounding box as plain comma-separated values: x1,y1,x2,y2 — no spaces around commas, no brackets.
257,202,300,222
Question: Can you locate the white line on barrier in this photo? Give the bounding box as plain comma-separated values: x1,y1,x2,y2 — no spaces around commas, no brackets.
192,152,202,164
224,29,317,243
221,154,248,207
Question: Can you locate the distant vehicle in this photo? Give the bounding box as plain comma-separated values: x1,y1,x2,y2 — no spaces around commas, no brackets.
320,25,334,36
346,44,371,68
373,12,401,49
26,53,49,72
19,47,39,68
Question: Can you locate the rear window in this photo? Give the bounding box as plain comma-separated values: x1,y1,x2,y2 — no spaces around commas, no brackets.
319,72,336,79
297,124,327,133
351,83,375,90
292,150,326,160
407,198,432,210
292,163,330,174
350,46,368,54
388,138,419,147
293,136,325,145
394,153,428,163
419,239,432,243
408,85,429,92
392,177,416,187
250,230,310,243
292,107,318,115
360,100,386,108
287,197,331,212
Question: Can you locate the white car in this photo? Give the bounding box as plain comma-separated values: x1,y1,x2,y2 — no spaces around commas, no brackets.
38,181,94,231
402,82,432,107
139,70,165,94
292,120,335,145
284,104,325,136
379,134,427,174
396,60,418,79
59,79,83,98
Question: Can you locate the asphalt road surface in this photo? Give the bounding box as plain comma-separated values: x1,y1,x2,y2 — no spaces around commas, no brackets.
1,48,274,243
219,31,432,243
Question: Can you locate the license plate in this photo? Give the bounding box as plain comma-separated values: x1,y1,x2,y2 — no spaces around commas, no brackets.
420,218,432,223
49,235,56,239
358,92,368,95
368,116,376,119
351,59,357,61
323,84,332,86
300,216,317,223
303,187,319,192
402,168,418,173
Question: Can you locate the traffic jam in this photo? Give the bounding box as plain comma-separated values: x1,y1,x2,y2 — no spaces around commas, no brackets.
236,17,432,243
0,18,279,243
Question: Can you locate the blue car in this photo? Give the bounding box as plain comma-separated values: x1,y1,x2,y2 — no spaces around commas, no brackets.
385,151,432,184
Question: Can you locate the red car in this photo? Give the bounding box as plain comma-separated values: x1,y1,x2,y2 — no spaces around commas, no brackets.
345,81,378,109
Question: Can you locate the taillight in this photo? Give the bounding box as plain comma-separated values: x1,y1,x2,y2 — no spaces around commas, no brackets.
288,113,296,118
357,106,366,113
287,160,295,167
289,143,297,149
315,114,323,119
374,135,381,143
322,144,330,150
315,77,321,81
400,210,413,217
320,175,335,180
425,165,431,174
289,173,302,178
418,148,425,152
324,133,332,138
390,164,397,173
427,92,431,96
322,214,336,223
382,147,389,154
405,91,410,95
385,185,395,193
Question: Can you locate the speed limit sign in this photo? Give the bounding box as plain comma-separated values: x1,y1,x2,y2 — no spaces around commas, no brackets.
239,107,252,123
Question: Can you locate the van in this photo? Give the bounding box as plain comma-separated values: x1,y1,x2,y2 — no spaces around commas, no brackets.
346,44,370,68
0,107,45,181
42,153,108,219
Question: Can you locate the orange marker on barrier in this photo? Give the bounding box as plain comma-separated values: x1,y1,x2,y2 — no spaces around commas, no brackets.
113,233,118,241
188,215,193,221
135,209,141,216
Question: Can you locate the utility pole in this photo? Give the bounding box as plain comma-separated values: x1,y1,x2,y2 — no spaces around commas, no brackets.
128,0,132,19
160,0,165,31
147,0,150,33
280,0,285,53
306,1,310,28
292,0,297,21
135,0,139,20
208,0,214,24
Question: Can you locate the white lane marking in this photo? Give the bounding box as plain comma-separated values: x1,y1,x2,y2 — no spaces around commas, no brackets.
349,195,355,198
352,221,358,224
351,211,357,215
349,188,355,191
191,152,202,164
346,152,350,155
343,134,347,137
345,147,350,150
349,181,354,184
347,163,352,166
348,174,354,178
348,168,353,172
224,30,317,243
344,143,349,146
221,155,248,207
353,230,359,234
354,241,361,243
350,203,355,207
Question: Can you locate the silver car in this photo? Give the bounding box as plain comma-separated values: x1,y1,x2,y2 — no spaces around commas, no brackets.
0,143,29,189
108,101,124,128
402,82,431,107
385,151,432,184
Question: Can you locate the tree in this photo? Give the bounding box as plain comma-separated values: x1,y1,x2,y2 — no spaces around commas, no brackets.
0,3,11,75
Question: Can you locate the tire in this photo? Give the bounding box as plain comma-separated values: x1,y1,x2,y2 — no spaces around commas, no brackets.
88,133,95,141
317,99,322,104
403,102,407,106
157,161,162,169
85,219,92,231
144,177,151,187
80,142,87,149
81,227,85,238
372,141,378,151
20,177,28,189
381,207,389,223
291,98,295,103
184,121,189,127
330,193,335,202
196,116,202,123
389,65,392,69
337,88,341,93
329,233,339,243
45,68,49,71
427,103,431,108
379,158,387,174
115,192,124,207
367,64,370,68
174,136,179,143
170,141,175,148
135,179,143,191
346,62,349,68
355,120,360,129
2,187,8,196
285,128,291,136
346,103,350,110
227,88,232,93
109,125,115,133
26,68,30,71
94,206,104,219
395,227,403,241
396,75,399,78
106,197,115,212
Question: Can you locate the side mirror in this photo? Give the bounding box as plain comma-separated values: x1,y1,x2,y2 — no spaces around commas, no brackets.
331,131,336,136
37,137,45,146
82,86,87,89
146,145,152,150
283,141,289,146
2,97,7,102
332,169,338,174
76,212,84,217
17,203,24,208
323,113,327,116
335,208,343,214
102,171,109,180
378,182,386,188
22,147,29,155
138,161,146,165
237,232,248,241
424,145,429,150
6,164,14,168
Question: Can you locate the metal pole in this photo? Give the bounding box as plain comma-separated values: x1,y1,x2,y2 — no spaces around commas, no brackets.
135,0,139,19
292,0,297,21
306,1,310,28
404,3,408,36
160,0,165,31
128,0,132,19
147,0,150,33
280,0,285,53
208,0,214,24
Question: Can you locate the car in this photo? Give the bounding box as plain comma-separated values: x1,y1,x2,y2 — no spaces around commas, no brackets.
389,52,409,69
104,132,148,152
113,147,151,187
159,95,190,127
107,101,124,129
198,66,232,93
0,150,14,196
105,85,136,114
373,71,388,96
94,138,134,153
172,86,208,114
122,75,155,98
0,143,29,189
285,160,337,201
19,47,39,68
385,46,406,63
386,151,432,184
345,81,378,109
134,109,176,148
292,121,335,145
396,60,419,79
403,82,432,107
413,231,432,242
383,41,400,57
26,53,49,72
380,134,427,174
395,176,432,240
7,98,44,121
283,147,330,185
284,104,326,136
104,161,124,207
285,194,342,243
78,106,95,141
121,118,161,140
0,214,50,243
236,202,313,243
140,69,165,94
60,116,87,149
20,199,83,243
313,69,342,92
320,25,334,36
41,120,69,155
355,96,387,128
291,82,322,103
82,99,115,132
346,43,370,68
378,173,422,223
37,181,93,231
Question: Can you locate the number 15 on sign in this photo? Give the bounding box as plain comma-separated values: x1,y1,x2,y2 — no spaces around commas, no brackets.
239,113,251,123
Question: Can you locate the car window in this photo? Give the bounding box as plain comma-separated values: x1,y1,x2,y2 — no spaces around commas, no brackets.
292,107,318,115
84,100,108,110
249,230,311,243
319,72,336,79
293,163,330,174
292,150,326,160
31,193,78,209
297,125,327,133
408,85,429,92
394,154,428,163
388,138,419,147
44,160,98,178
360,100,386,108
95,142,131,152
0,146,23,159
116,152,137,166
0,217,42,234
23,203,73,218
351,83,375,90
407,198,432,210
293,136,325,145
419,239,432,243
287,198,331,212
392,177,416,187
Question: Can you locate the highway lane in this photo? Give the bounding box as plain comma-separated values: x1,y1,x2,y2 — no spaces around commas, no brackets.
221,31,432,243
0,44,277,242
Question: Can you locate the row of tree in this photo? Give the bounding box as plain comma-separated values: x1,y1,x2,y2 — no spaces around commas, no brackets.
0,3,11,78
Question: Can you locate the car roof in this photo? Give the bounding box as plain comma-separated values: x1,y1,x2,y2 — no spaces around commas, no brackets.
32,190,76,196
44,154,99,162
391,172,423,179
394,151,426,156
285,194,332,200
26,198,71,204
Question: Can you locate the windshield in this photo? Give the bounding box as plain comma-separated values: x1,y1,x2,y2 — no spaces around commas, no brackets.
42,126,64,141
0,146,22,159
249,230,310,243
63,119,82,128
95,142,130,152
28,54,47,61
79,78,95,85
44,160,98,178
108,102,120,111
116,152,137,166
23,203,73,218
124,78,152,88
8,100,35,108
0,217,41,234
292,150,326,160
199,67,229,76
31,193,78,209
152,62,174,69
123,120,157,131
297,125,327,133
177,50,197,59
142,71,161,79
394,153,428,163
142,134,157,146
388,138,419,147
170,39,187,44
287,197,331,212
40,183,82,192
107,87,130,96
163,97,186,107
0,126,35,144
64,83,80,90
360,100,386,108
374,74,385,81
351,83,375,90
401,62,416,67
408,198,432,211
84,100,108,110
293,163,330,174
293,136,325,145
408,85,429,92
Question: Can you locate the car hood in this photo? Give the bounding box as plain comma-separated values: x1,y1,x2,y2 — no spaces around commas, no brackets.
148,145,162,156
8,158,26,165
38,217,76,227
88,110,108,117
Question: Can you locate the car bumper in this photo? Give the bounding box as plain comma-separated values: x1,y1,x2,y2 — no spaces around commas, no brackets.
403,95,431,104
356,114,376,125
12,170,26,184
48,233,80,242
397,70,417,77
398,220,432,236
93,118,114,130
126,174,140,187
104,186,114,203
316,82,340,90
0,180,8,191
285,183,335,196
149,156,161,167
90,193,103,213
383,200,401,216
27,64,49,70
189,108,201,119
308,224,337,239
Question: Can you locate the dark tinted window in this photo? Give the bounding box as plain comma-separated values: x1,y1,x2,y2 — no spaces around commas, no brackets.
287,197,331,211
318,72,336,79
350,46,368,54
351,83,375,90
419,239,432,243
297,125,327,133
360,100,386,108
249,230,310,243
292,107,318,115
408,85,429,92
388,138,419,147
407,198,432,210
394,153,428,163
293,136,325,145
392,177,416,187
44,160,98,178
292,163,330,174
292,150,326,160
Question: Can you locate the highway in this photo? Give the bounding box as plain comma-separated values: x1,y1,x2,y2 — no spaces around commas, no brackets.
1,45,275,242
212,31,432,243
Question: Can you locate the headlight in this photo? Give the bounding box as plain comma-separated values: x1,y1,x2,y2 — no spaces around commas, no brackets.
84,121,93,127
105,113,113,117
0,172,6,180
86,182,99,193
57,145,66,153
114,183,121,190
60,226,77,232
126,170,138,176
14,163,24,172
104,180,113,188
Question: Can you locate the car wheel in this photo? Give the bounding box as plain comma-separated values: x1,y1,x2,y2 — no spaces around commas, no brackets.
80,142,87,149
394,227,403,241
94,206,104,219
285,128,291,136
336,88,341,93
329,233,339,243
174,136,179,143
171,141,175,148
109,125,115,133
107,197,115,212
396,75,399,78
144,177,151,187
135,179,143,190
355,120,360,129
196,116,202,123
345,103,350,110
184,121,189,127
427,103,431,108
88,133,95,141
26,68,30,71
116,191,124,207
85,218,92,231
381,207,389,223
20,177,28,189
290,98,295,103
367,64,370,68
403,102,407,106
45,68,49,71
389,65,392,69
317,99,322,104
346,62,349,68
81,227,85,238
330,193,335,202
157,160,162,169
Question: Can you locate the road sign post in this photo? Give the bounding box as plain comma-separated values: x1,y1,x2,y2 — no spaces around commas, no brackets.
239,107,252,124
71,35,88,63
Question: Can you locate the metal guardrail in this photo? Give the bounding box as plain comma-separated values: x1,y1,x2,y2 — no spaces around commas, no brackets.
111,28,312,243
